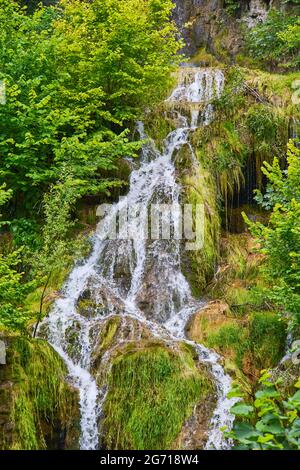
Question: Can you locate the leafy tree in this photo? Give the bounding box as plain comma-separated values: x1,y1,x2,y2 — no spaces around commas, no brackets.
31,175,88,336
0,184,12,217
0,187,33,332
227,371,300,450
245,141,300,327
0,249,34,332
247,10,300,70
18,0,57,14
0,0,181,213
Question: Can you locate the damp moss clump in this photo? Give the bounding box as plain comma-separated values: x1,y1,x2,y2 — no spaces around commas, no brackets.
175,143,220,296
102,342,214,450
0,336,79,450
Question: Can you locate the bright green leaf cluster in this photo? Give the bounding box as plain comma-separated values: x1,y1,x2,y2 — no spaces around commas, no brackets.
247,9,300,70
245,141,300,326
0,0,181,212
227,371,300,450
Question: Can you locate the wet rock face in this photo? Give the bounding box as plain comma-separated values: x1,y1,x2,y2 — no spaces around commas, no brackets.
89,315,152,382
172,0,271,57
77,282,126,318
135,257,176,322
172,0,238,55
95,239,136,296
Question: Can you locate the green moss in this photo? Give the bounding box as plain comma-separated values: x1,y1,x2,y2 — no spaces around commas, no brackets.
77,298,99,317
213,29,232,63
245,69,300,106
206,323,248,369
92,316,122,372
99,317,121,352
249,312,287,370
179,146,220,296
205,311,287,376
143,106,175,151
0,336,79,450
103,342,214,450
189,48,221,67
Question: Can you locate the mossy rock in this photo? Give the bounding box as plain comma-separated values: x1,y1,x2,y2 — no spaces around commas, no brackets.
77,297,99,318
174,144,220,297
248,311,287,371
101,340,216,450
198,310,287,381
90,315,153,384
0,335,80,450
186,301,233,344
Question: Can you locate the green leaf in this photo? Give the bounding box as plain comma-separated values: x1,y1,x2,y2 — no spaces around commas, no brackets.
231,403,254,417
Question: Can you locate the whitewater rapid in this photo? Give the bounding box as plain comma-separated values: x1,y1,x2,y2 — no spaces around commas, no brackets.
39,67,236,450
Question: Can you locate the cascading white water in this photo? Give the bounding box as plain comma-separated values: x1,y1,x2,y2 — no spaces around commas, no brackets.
40,67,236,450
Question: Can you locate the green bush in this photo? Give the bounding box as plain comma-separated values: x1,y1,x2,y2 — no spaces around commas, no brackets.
245,105,278,143
206,323,248,369
247,10,300,70
227,371,300,450
247,141,300,327
206,312,286,371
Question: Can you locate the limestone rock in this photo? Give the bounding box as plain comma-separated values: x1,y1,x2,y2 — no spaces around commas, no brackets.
186,300,231,343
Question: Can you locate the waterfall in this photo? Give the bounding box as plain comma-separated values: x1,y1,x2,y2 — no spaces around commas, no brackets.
289,117,300,142
39,67,237,450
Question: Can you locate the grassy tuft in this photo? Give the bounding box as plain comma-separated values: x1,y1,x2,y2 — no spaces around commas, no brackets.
0,336,79,450
103,342,214,450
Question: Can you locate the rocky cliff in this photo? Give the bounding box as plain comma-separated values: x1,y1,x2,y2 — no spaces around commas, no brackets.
172,0,295,57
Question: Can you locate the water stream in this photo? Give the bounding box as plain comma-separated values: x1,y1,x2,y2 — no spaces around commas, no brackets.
39,67,236,450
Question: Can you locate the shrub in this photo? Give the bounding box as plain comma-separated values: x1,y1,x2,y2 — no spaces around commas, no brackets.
227,371,300,450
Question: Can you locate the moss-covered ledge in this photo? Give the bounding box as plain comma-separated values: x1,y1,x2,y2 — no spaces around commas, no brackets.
0,335,80,450
101,340,216,450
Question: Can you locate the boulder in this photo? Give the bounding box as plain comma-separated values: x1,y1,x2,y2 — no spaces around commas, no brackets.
186,300,231,343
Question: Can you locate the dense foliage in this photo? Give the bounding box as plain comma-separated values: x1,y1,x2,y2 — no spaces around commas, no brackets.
0,186,33,331
0,0,299,453
0,0,180,213
247,9,300,70
0,0,180,331
246,141,300,327
228,371,300,450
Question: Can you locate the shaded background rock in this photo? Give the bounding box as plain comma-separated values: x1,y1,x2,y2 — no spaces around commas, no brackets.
172,0,292,58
